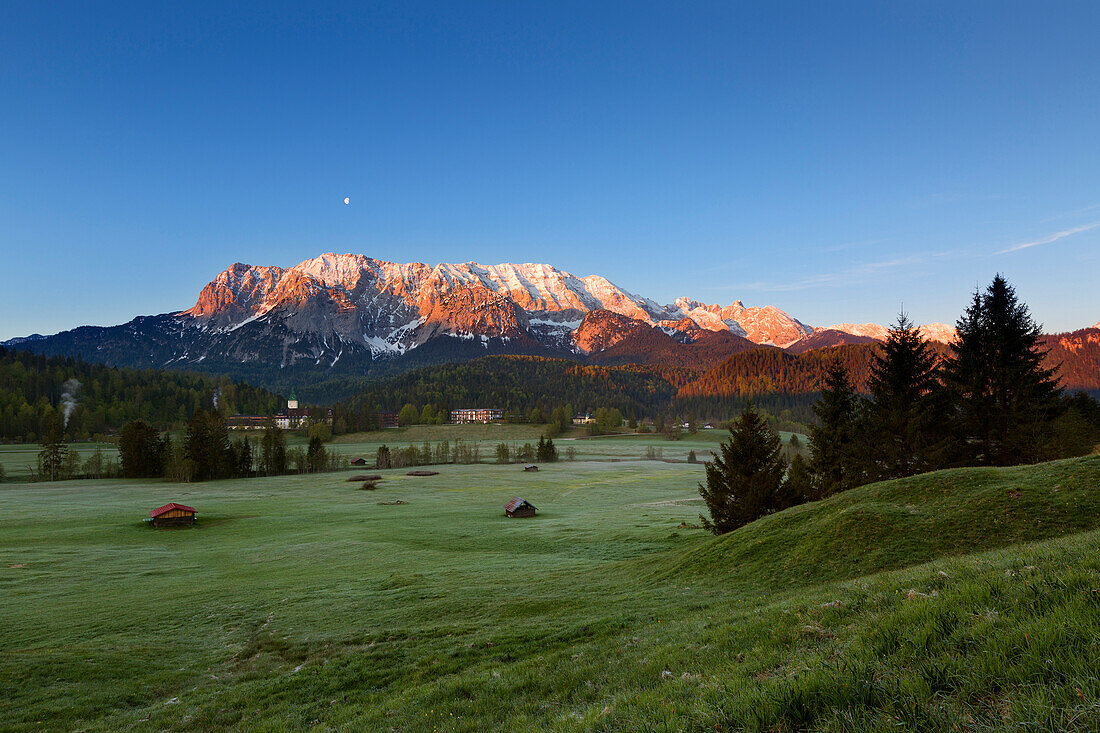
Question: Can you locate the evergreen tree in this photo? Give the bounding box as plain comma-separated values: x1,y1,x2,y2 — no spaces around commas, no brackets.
807,361,861,497
785,453,814,504
231,437,253,477
698,403,790,534
306,436,326,473
119,420,168,478
36,416,68,482
209,411,231,477
942,275,1064,465
536,435,558,462
184,409,213,480
260,422,288,475
184,409,232,481
861,313,942,481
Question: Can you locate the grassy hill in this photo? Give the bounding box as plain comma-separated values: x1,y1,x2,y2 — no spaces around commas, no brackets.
667,455,1100,587
1,456,1097,730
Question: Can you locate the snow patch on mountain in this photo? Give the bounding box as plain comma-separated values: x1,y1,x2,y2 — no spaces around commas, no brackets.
827,321,956,344
919,323,957,344
827,322,891,341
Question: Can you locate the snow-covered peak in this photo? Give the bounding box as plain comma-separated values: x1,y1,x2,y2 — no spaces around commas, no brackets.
289,253,379,288
671,298,808,345
826,322,891,341
826,321,957,344
919,323,957,344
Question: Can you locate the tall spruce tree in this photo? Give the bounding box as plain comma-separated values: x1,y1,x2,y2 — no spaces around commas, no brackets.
807,361,861,497
861,313,942,481
698,403,791,534
942,275,1063,465
260,422,288,475
785,453,814,505
306,436,326,473
536,435,558,462
119,420,168,478
36,416,68,482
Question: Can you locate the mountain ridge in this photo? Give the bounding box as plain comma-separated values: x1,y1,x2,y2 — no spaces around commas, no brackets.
4,253,1096,391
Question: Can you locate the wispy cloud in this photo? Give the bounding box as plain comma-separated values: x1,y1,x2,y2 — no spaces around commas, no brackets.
998,221,1100,254
822,238,892,253
732,253,954,293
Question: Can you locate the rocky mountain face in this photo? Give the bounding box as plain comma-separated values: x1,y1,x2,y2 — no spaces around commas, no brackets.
5,252,1085,386
825,322,958,344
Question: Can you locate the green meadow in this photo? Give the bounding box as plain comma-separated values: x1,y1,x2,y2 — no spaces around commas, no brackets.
0,426,746,481
325,424,804,463
2,452,1098,730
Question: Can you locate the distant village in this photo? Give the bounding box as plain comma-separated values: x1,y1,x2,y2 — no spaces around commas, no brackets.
227,394,335,430
227,398,638,431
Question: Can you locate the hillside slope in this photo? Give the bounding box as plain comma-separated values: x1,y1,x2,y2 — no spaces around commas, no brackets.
667,454,1100,586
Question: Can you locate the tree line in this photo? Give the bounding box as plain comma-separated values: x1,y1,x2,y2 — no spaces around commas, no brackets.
0,347,282,443
345,356,679,421
700,276,1100,534
116,410,347,481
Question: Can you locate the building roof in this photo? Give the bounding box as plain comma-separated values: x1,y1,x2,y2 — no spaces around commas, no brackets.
504,497,536,512
150,502,196,518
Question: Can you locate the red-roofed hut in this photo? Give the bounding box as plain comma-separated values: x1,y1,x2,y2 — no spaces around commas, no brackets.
504,497,537,518
149,502,197,528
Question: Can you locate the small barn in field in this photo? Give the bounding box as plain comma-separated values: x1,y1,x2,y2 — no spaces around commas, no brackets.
523,464,538,472
351,457,369,466
504,497,537,518
149,502,196,528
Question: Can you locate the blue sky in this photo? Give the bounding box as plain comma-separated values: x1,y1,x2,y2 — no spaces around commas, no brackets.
3,1,1099,340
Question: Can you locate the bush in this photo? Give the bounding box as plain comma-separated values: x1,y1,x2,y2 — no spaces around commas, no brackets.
308,422,332,443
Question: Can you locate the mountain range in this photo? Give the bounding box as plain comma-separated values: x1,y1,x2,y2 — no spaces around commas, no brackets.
5,253,1097,395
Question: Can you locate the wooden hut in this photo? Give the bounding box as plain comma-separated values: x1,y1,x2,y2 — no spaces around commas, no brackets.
523,464,539,472
504,497,537,518
350,457,369,466
149,502,196,528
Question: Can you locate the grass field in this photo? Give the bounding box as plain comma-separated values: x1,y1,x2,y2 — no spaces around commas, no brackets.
0,425,800,481
2,455,1098,730
0,442,119,481
325,424,805,464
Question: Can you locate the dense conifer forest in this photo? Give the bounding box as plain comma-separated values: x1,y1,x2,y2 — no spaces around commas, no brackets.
0,348,283,442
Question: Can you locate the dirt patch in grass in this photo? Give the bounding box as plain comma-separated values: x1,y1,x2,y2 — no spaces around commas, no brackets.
406,470,439,476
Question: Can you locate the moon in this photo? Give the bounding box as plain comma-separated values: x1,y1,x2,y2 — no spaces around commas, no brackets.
343,197,350,205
